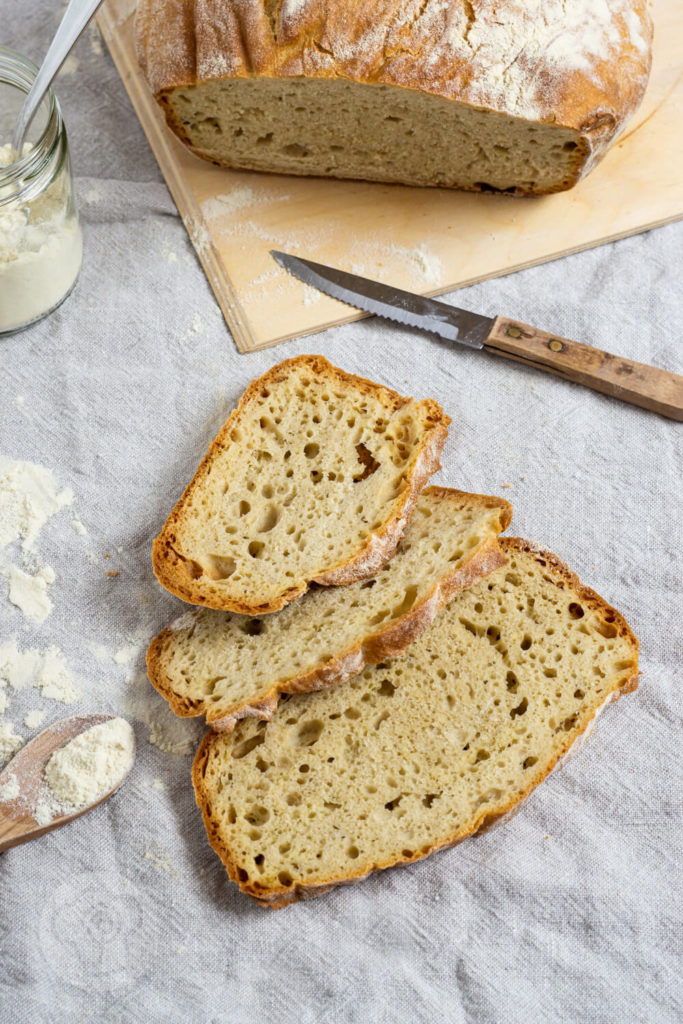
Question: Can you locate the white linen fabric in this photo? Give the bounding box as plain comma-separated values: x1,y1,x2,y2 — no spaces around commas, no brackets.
0,7,681,1023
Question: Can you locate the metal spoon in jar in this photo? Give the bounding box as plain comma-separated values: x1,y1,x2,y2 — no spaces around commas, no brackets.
0,714,135,852
11,0,106,157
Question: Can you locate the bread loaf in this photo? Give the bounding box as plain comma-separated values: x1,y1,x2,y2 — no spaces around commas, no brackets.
193,538,639,907
136,0,652,195
147,487,512,730
152,355,449,614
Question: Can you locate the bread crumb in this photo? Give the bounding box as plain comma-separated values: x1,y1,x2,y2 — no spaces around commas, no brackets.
151,777,166,790
502,483,512,489
106,570,120,577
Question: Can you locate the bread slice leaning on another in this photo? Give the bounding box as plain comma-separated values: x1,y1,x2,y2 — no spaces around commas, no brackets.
136,0,652,195
192,539,639,908
147,487,513,730
152,355,449,614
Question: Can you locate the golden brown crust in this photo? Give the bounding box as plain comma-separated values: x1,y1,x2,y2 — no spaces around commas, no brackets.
146,487,512,730
191,536,639,908
136,0,653,195
151,355,450,614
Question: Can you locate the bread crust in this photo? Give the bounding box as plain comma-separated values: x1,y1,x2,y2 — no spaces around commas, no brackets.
135,0,653,195
191,536,639,907
147,487,512,730
152,355,449,614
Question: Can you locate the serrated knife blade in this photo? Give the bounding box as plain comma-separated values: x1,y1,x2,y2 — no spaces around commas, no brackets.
269,250,683,422
271,250,493,348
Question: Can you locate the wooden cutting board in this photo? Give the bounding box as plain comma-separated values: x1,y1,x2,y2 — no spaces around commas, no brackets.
99,0,683,354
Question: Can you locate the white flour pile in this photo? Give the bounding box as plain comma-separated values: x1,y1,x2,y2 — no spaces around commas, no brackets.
34,717,135,826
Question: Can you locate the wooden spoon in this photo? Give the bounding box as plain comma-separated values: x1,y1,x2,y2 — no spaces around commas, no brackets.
0,714,135,852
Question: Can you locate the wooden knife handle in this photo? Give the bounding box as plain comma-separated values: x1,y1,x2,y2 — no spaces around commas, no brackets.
484,316,683,421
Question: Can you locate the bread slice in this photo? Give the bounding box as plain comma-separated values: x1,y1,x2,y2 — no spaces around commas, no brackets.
136,0,652,195
192,538,639,908
147,487,513,731
152,356,449,614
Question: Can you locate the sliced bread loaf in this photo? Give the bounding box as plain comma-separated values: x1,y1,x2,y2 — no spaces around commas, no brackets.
147,487,512,730
152,356,449,614
193,538,639,907
136,0,652,194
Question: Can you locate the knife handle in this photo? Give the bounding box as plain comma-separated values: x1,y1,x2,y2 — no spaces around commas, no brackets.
483,316,683,421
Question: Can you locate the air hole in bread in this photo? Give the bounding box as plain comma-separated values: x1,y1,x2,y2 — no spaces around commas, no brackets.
510,697,528,718
296,720,324,746
244,805,270,826
232,733,265,759
200,554,237,580
353,443,380,482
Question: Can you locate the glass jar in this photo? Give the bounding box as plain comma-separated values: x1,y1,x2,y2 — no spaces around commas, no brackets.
0,46,83,334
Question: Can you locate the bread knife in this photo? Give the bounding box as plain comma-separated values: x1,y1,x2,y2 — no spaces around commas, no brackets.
271,250,683,421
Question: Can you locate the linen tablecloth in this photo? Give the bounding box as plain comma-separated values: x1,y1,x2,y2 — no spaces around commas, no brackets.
1,7,681,1022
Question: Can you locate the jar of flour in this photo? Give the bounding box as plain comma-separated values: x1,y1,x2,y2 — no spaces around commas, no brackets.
0,46,82,334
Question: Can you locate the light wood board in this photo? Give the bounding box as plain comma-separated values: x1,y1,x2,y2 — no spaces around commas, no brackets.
99,0,683,354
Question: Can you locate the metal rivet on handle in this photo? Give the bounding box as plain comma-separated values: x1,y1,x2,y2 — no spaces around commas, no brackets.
548,339,565,352
505,326,522,338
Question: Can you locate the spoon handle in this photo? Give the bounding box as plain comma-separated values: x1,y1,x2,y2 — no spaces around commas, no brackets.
12,0,106,155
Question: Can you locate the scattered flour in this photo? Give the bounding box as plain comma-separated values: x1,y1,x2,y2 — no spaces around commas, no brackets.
182,312,204,341
24,708,46,730
71,516,88,536
113,644,139,666
201,188,258,220
83,186,102,205
143,841,180,878
14,396,25,409
151,777,166,791
126,680,202,756
0,722,24,767
0,640,79,709
42,718,135,815
302,283,323,307
0,457,73,553
0,773,19,800
7,565,55,622
385,243,444,287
